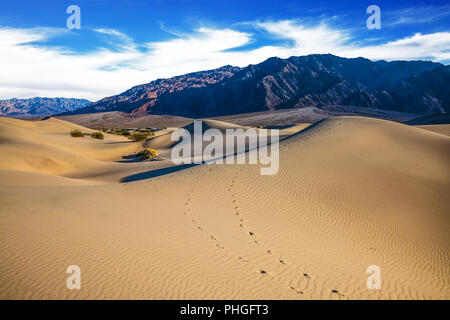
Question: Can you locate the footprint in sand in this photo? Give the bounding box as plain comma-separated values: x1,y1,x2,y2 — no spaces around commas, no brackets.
331,289,345,297
229,177,312,297
290,287,303,295
258,270,274,279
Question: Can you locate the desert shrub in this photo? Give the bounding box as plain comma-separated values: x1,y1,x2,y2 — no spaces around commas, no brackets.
106,128,129,136
70,129,84,137
117,129,131,136
138,129,152,134
91,131,104,140
129,132,150,141
136,148,159,160
104,128,154,140
112,129,130,136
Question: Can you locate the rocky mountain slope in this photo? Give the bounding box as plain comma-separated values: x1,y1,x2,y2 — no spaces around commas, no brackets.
75,65,240,115
0,97,91,118
65,54,450,117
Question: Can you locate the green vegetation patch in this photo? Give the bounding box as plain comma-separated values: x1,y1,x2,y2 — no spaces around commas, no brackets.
70,129,84,137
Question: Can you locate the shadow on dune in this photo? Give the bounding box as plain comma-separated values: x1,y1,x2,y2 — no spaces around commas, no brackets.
120,120,319,182
120,163,199,182
116,154,142,163
106,141,134,145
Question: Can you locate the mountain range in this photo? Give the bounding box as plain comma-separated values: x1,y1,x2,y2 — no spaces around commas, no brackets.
2,54,449,119
67,54,449,118
0,97,91,118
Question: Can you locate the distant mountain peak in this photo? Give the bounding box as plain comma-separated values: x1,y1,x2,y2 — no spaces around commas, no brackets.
64,54,448,117
0,97,91,119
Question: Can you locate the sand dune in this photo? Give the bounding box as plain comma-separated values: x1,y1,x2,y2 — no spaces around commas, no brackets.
0,117,178,185
0,117,280,186
144,119,294,162
0,116,449,299
417,124,450,136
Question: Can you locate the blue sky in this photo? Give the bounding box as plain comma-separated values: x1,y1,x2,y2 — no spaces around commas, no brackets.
0,0,449,100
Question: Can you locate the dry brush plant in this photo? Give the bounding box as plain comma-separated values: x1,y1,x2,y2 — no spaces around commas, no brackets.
70,129,84,137
91,131,104,139
136,148,159,160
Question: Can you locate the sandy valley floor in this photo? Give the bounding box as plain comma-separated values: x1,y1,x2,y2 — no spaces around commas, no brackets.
0,116,449,299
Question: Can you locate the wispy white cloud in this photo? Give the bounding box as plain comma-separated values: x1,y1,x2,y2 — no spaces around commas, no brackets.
385,5,450,26
341,32,450,62
253,20,352,55
253,20,450,62
0,27,144,100
93,28,137,51
0,19,449,101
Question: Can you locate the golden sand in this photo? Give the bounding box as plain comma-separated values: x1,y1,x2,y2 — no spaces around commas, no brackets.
0,117,449,299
